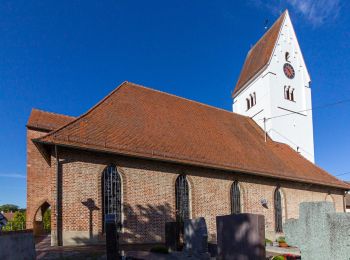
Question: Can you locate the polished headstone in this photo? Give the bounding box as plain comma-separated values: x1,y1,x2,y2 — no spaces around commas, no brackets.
165,222,183,252
184,217,210,259
216,213,265,260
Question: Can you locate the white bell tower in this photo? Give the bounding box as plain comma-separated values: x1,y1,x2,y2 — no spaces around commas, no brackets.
232,10,314,162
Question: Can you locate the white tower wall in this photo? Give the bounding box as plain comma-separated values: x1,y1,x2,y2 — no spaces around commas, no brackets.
233,11,314,162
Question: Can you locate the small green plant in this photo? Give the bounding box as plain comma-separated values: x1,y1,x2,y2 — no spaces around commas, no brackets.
150,245,169,254
272,256,285,260
277,236,286,243
43,209,51,232
265,238,273,245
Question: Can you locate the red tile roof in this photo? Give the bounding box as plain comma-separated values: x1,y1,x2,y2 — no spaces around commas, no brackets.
35,81,348,190
232,11,286,97
27,109,76,132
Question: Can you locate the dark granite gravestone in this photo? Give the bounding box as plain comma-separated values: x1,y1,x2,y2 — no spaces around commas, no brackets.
165,222,183,251
184,217,210,259
105,214,120,260
216,214,265,260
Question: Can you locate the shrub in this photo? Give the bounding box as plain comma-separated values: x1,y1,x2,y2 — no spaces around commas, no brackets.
277,236,286,243
272,256,285,260
265,238,273,245
1,211,26,231
150,245,169,254
43,209,51,232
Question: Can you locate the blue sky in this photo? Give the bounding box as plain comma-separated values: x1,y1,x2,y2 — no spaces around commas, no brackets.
0,0,349,208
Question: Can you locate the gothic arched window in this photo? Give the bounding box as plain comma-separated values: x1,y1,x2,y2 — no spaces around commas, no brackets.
250,94,254,107
274,187,283,232
284,86,287,99
175,175,190,222
231,181,241,214
285,86,291,100
246,98,250,110
102,165,122,230
290,88,295,101
253,92,257,105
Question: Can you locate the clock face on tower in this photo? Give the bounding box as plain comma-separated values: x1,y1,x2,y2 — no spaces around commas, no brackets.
283,63,295,79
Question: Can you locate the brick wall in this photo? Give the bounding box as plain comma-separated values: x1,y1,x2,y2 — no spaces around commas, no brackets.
26,128,53,230
44,147,345,245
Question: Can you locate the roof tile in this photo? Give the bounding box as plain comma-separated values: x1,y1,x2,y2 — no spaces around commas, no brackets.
36,81,348,189
27,109,75,131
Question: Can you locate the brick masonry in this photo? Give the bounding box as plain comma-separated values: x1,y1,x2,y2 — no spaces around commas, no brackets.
27,127,346,245
26,128,53,230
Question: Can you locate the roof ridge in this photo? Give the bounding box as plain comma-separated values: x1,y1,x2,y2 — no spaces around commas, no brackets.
232,10,288,97
31,108,76,119
247,10,287,56
37,81,129,140
126,81,251,120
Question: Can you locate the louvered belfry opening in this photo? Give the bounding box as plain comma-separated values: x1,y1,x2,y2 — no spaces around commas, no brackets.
175,175,190,222
274,188,283,232
103,165,122,231
231,181,241,214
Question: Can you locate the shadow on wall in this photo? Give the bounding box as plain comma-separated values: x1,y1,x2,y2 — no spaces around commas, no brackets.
122,202,174,244
82,198,100,240
70,201,173,245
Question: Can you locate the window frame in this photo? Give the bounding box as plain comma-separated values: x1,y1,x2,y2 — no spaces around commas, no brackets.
231,181,241,214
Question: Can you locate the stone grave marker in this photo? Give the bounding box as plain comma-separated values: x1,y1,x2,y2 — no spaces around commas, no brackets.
165,221,183,251
216,213,265,260
184,217,210,259
284,201,350,260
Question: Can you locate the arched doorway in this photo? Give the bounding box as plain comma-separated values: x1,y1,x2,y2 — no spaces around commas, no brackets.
33,201,51,236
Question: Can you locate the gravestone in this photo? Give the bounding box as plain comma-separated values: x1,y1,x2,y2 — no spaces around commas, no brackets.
105,214,120,260
183,217,210,259
165,222,183,251
284,201,350,260
216,214,265,260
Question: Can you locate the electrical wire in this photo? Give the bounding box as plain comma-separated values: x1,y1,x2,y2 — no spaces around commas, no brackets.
256,98,350,121
335,171,350,177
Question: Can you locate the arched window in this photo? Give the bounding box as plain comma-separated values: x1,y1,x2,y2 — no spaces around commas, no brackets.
246,98,250,110
250,94,254,107
284,86,287,99
285,52,290,62
274,187,283,232
290,88,295,101
285,86,290,100
253,92,257,105
102,165,122,230
231,181,241,214
175,175,190,222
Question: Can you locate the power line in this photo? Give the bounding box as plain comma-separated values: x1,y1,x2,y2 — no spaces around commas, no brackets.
257,98,350,121
335,171,350,177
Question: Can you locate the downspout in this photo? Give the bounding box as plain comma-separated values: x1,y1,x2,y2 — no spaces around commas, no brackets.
54,145,61,246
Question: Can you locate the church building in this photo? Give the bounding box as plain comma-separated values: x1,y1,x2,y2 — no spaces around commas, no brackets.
26,10,349,246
